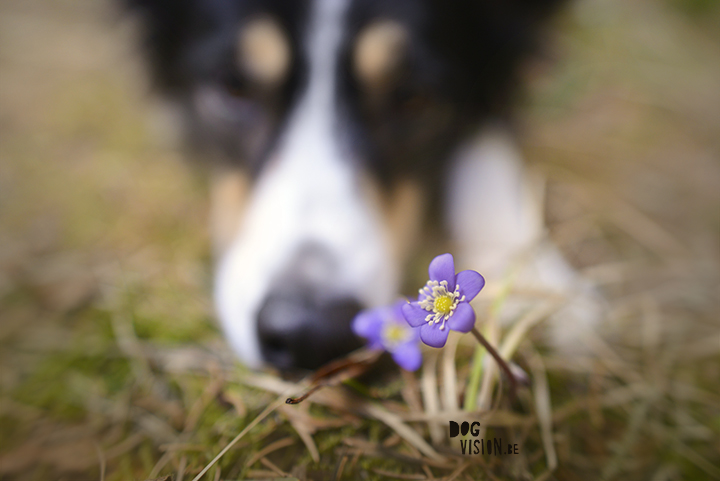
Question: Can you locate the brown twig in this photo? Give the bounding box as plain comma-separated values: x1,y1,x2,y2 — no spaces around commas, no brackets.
286,384,325,404
286,348,381,404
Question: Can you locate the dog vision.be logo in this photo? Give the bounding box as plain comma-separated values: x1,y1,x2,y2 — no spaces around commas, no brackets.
449,421,519,456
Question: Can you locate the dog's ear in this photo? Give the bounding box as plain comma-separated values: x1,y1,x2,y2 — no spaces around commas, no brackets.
123,0,197,93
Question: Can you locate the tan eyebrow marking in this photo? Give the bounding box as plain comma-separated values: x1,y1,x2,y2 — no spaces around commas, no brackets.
237,17,291,87
354,19,408,89
210,167,251,256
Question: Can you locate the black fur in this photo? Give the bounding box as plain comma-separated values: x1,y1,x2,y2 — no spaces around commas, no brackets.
126,0,564,186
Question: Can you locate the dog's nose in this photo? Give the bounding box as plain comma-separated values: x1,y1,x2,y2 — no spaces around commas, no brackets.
257,291,363,370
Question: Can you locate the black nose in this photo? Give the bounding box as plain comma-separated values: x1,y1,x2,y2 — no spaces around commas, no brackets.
257,291,363,370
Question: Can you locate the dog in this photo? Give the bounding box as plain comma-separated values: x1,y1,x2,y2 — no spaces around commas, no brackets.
125,0,600,371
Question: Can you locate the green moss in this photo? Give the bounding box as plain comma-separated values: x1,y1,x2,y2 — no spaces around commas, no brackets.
11,350,131,421
132,312,218,344
0,414,22,451
668,0,720,16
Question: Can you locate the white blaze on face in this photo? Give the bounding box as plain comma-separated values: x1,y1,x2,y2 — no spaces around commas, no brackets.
214,0,398,368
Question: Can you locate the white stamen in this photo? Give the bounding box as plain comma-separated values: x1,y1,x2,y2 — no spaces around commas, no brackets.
417,279,465,331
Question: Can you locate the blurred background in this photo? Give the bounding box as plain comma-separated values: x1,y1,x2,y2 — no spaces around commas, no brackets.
0,0,718,480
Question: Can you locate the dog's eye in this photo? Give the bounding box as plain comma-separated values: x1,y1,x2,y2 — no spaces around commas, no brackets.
223,72,249,98
353,19,408,92
236,16,291,89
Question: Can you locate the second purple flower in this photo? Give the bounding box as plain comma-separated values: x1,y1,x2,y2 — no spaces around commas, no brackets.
352,300,422,371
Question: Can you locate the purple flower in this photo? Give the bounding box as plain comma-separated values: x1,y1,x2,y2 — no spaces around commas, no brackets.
352,301,422,371
401,253,485,348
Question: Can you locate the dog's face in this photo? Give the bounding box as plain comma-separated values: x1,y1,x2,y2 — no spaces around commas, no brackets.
130,0,561,370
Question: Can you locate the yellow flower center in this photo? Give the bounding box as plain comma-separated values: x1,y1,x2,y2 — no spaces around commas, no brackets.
382,323,410,350
433,295,453,314
417,279,465,330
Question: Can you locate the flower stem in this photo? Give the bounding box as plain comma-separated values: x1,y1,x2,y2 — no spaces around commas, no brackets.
470,327,518,402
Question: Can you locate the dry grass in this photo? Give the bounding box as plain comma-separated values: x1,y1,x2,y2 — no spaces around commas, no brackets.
1,0,718,480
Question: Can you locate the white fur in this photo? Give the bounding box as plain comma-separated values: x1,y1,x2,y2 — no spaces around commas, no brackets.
446,127,603,349
447,128,545,278
214,0,398,367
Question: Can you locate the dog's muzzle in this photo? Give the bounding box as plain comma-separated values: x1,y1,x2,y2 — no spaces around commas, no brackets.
257,288,362,370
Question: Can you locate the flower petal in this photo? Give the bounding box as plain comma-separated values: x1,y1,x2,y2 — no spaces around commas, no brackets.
446,302,475,333
419,323,449,348
402,302,429,327
351,309,384,344
456,270,485,301
389,300,407,321
392,342,422,371
428,253,455,287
